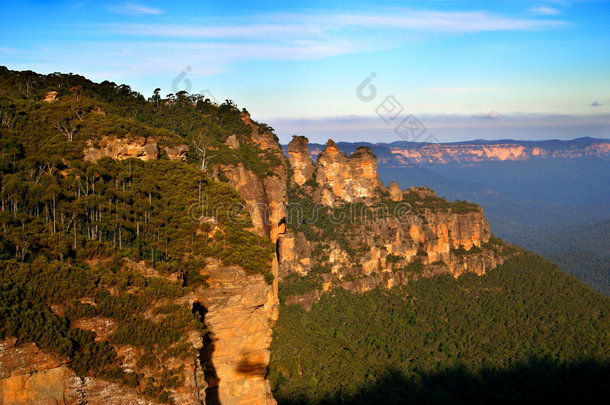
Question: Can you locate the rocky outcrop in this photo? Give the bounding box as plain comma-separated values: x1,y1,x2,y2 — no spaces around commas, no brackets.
314,140,383,205
388,181,402,201
225,135,240,150
221,164,287,243
0,338,155,405
279,137,512,307
287,136,314,186
43,91,58,102
277,231,311,277
84,136,159,162
193,261,277,405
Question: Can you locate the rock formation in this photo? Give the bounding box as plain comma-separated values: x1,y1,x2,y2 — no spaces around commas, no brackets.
280,136,513,308
314,140,384,205
287,136,314,186
388,181,402,201
43,91,58,102
204,120,287,404
84,136,160,162
0,338,156,404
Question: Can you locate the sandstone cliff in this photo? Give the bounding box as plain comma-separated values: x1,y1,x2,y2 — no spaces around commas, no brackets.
0,338,160,404
388,141,610,164
83,136,189,162
314,140,383,205
191,262,277,405
279,137,514,308
287,136,314,186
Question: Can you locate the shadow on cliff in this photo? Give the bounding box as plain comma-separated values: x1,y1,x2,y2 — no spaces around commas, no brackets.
193,302,221,405
274,357,610,405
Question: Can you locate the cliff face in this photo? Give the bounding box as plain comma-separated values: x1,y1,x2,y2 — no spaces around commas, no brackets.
280,137,512,308
205,118,286,404
279,202,498,279
0,338,156,404
192,262,277,405
387,141,610,164
0,261,280,405
220,115,288,244
315,140,383,205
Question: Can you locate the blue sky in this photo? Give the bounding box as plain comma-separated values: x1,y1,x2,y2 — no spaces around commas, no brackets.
1,0,609,143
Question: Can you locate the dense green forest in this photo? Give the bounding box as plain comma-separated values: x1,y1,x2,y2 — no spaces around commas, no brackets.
269,253,610,404
0,66,278,401
509,220,610,296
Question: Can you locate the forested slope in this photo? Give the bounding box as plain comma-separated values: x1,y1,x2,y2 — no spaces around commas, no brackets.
0,66,279,402
270,253,610,404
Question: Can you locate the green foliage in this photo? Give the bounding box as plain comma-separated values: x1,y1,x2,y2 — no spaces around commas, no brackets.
0,66,280,402
401,190,480,214
278,273,323,303
385,254,403,264
270,253,610,403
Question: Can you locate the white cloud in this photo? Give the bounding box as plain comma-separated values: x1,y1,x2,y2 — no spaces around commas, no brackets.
110,3,163,16
472,111,503,119
531,6,561,15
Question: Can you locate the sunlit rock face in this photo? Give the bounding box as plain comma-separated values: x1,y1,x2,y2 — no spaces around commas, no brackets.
387,141,610,165
287,136,314,186
207,120,287,404
164,145,189,161
388,181,403,201
83,136,160,162
194,262,277,405
0,338,155,405
314,140,384,205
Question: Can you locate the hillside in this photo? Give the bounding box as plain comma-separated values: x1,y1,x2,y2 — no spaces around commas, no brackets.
270,253,610,404
0,66,286,404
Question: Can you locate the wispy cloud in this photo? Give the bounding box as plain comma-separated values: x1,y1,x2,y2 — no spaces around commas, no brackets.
100,9,565,66
531,6,561,15
110,2,163,16
115,10,566,39
326,10,565,31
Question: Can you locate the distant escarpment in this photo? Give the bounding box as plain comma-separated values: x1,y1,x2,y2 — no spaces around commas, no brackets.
303,137,610,167
277,136,517,308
